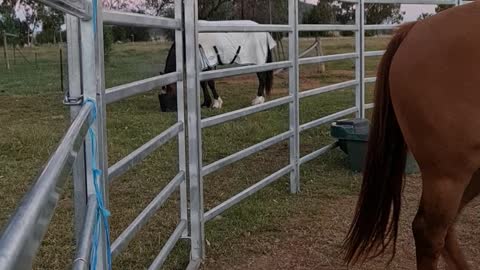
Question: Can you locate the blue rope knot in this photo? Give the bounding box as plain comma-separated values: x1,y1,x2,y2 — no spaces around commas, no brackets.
83,98,112,270
84,98,97,123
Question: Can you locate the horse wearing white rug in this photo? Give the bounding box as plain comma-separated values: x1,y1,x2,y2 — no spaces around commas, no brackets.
159,20,277,111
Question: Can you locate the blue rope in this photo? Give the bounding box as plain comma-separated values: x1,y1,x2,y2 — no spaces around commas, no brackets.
84,99,112,270
92,0,97,34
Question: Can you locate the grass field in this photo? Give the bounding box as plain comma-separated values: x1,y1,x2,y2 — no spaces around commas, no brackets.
1,36,478,269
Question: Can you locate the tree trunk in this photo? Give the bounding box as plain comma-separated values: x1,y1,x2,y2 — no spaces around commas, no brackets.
241,0,244,19
269,0,272,24
252,0,256,20
27,29,31,46
3,33,10,70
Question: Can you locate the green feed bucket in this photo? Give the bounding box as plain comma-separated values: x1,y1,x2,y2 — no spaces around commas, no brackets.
331,118,419,174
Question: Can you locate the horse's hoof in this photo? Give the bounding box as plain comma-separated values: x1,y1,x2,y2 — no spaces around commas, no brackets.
201,102,212,108
212,97,223,109
252,96,265,105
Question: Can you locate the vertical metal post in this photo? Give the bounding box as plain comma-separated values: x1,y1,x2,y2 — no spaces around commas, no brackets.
80,0,109,268
3,33,10,70
93,0,109,213
175,0,188,237
288,0,300,193
355,0,365,118
95,0,110,267
60,48,64,93
185,0,205,262
66,14,88,244
13,42,16,65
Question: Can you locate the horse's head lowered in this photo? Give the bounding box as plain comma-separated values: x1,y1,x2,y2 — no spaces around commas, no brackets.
158,72,178,112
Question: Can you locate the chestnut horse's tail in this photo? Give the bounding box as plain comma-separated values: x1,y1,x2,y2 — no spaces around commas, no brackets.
343,22,417,265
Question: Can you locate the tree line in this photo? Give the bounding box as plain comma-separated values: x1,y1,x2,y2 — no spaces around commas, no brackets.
1,0,455,46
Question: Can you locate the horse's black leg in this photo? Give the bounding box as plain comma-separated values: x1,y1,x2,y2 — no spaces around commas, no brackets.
257,72,266,97
252,72,267,105
208,80,219,100
201,81,212,108
208,80,224,108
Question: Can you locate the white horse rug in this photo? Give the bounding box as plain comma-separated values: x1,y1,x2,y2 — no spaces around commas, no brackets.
198,20,277,70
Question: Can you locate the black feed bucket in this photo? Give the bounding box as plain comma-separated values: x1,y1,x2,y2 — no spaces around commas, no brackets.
158,94,177,112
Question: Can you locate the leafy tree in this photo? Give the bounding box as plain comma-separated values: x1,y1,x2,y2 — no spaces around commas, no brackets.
366,4,404,24
199,0,234,20
302,0,336,37
418,12,434,20
435,4,452,13
145,0,173,16
37,5,63,43
0,0,30,45
103,26,113,61
333,2,404,36
103,0,146,12
232,0,287,23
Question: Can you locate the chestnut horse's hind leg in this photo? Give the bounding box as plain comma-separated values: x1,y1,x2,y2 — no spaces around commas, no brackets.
443,229,469,270
413,173,471,270
442,170,480,270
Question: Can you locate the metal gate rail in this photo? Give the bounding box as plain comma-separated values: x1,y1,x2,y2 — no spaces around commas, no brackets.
0,103,93,269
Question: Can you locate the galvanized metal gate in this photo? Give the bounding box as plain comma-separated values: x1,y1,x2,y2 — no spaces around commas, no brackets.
0,0,473,269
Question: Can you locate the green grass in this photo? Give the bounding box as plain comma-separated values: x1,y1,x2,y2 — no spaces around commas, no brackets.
0,36,389,269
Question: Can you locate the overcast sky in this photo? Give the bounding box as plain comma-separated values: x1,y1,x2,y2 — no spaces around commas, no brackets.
303,0,436,21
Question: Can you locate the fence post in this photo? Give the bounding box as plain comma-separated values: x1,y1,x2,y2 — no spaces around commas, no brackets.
315,37,325,73
66,14,88,245
79,0,109,268
355,0,365,119
3,33,10,70
174,0,189,238
60,48,64,93
185,0,205,264
13,42,16,65
288,0,300,194
94,0,110,267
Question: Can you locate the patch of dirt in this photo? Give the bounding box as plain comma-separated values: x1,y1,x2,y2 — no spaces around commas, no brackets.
203,175,480,269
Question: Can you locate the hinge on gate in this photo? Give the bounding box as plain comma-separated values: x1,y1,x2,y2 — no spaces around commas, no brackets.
63,94,84,106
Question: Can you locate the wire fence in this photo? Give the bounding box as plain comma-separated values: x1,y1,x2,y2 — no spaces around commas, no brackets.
0,44,67,96
0,39,177,97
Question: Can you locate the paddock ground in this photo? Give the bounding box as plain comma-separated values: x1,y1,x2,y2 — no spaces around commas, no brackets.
1,36,478,269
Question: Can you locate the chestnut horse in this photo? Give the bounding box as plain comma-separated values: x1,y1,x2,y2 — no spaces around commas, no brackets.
344,2,480,270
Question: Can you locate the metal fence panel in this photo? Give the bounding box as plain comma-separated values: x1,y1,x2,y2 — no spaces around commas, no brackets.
0,103,93,270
